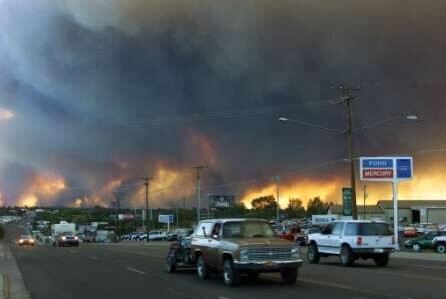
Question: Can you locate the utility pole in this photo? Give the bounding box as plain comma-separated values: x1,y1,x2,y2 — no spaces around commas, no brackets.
340,85,359,219
113,190,124,242
363,185,367,220
273,176,281,224
143,177,153,242
189,165,207,224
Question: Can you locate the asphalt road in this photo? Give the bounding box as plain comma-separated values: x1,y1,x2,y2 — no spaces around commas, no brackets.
8,240,446,299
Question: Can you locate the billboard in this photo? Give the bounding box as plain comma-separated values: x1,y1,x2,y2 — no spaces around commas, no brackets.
209,195,236,209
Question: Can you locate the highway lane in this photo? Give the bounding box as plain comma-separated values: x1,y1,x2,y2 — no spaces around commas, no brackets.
10,242,446,299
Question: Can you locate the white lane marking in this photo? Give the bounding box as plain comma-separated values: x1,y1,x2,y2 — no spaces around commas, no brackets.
300,278,420,299
126,267,146,275
68,250,77,254
88,255,99,260
218,297,230,299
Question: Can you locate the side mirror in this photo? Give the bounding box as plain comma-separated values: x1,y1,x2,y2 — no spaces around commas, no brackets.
202,226,207,237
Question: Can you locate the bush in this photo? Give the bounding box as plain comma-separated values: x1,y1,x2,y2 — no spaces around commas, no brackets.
0,224,4,240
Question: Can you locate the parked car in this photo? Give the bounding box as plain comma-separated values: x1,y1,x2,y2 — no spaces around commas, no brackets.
404,231,446,252
307,220,394,267
17,235,35,247
403,227,418,238
190,218,303,286
149,231,166,241
280,226,307,245
432,235,446,253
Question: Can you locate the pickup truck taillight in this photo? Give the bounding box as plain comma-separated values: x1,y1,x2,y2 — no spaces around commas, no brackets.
356,237,363,246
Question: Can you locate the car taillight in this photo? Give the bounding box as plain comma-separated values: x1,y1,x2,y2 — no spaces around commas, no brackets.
356,237,363,246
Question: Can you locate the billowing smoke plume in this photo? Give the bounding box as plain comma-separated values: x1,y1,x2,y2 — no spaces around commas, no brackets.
0,1,445,207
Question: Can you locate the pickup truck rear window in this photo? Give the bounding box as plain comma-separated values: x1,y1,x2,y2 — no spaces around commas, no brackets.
344,223,392,236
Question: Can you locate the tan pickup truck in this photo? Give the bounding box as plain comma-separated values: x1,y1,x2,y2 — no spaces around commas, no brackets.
191,218,303,286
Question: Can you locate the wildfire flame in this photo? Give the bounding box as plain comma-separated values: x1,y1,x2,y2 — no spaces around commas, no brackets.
18,173,66,207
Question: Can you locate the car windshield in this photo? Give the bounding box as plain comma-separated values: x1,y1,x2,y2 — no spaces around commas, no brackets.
222,221,276,238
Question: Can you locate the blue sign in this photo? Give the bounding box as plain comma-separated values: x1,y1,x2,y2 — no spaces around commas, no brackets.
362,159,393,168
396,159,412,179
159,214,174,224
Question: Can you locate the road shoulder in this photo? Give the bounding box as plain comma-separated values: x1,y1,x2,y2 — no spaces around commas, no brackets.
0,243,31,299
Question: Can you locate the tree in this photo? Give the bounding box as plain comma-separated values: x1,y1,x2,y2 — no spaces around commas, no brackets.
250,195,278,220
306,197,330,216
251,195,277,210
285,198,306,219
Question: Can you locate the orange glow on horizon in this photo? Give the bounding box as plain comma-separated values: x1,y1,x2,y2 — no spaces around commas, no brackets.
241,178,344,208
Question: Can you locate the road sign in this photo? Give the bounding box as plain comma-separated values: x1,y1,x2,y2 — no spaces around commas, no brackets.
342,188,353,216
158,214,174,224
360,157,413,182
359,156,413,251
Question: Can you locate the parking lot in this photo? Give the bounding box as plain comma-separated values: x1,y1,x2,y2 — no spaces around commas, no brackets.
9,242,446,299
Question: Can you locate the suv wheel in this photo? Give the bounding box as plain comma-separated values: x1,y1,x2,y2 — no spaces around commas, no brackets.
373,253,389,267
436,243,446,254
223,259,240,286
165,255,176,273
340,245,354,267
412,243,421,252
307,243,320,264
197,256,209,280
280,268,298,284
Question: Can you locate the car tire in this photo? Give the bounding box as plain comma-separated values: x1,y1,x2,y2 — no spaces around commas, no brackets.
281,268,298,284
223,259,240,287
373,253,389,267
436,243,446,254
307,243,320,264
412,243,421,252
340,245,354,267
197,256,209,280
166,255,176,273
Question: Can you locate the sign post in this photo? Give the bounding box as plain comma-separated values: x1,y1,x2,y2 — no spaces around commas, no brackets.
360,157,413,250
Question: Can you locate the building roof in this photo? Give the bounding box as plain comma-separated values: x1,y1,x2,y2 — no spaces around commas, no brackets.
377,200,446,209
328,205,384,215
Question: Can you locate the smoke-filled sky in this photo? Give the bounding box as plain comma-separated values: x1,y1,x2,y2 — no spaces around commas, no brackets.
0,0,445,208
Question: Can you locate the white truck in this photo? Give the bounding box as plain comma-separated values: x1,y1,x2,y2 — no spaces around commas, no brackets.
307,220,394,267
432,236,446,253
51,221,78,246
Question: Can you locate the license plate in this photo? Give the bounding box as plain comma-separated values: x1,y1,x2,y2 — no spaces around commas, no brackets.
374,249,384,253
264,261,278,269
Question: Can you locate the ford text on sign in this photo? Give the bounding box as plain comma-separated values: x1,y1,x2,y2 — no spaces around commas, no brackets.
362,159,393,168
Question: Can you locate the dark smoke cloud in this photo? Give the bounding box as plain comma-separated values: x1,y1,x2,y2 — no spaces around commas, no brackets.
0,0,445,206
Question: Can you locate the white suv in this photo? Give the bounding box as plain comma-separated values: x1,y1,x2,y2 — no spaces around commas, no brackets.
432,236,446,253
307,220,394,267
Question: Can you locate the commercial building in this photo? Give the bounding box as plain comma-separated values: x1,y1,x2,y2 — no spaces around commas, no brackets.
377,200,446,225
328,200,446,225
327,205,386,221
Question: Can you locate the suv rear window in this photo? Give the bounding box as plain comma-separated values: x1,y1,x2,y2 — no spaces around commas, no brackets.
344,223,392,236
